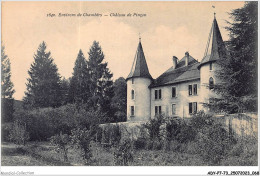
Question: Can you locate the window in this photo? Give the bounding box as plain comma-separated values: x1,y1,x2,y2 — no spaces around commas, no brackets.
188,85,192,95
189,84,198,95
209,77,214,90
172,104,176,115
131,106,135,116
193,84,197,95
172,87,176,98
131,90,134,99
132,78,134,84
155,106,162,115
155,89,162,100
210,63,212,70
189,102,197,114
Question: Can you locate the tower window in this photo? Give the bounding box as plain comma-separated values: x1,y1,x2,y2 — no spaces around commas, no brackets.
155,89,162,100
209,77,214,89
172,104,176,115
131,90,135,99
132,78,134,84
210,63,212,70
172,87,176,98
131,106,135,116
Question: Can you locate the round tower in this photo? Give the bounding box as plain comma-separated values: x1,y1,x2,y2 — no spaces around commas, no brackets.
126,40,153,122
198,15,228,112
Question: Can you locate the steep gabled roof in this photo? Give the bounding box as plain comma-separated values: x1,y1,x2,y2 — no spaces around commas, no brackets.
150,54,200,88
198,16,228,69
126,41,153,81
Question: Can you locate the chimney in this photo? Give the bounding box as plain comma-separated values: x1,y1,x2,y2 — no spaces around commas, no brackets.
185,52,189,66
172,56,178,69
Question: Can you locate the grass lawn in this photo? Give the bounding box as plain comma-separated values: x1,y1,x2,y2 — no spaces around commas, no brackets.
1,141,257,166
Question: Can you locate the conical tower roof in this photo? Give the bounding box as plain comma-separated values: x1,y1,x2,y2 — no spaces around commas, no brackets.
126,41,153,81
198,15,228,69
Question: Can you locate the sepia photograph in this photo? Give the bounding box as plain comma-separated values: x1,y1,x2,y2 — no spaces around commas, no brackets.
1,1,258,175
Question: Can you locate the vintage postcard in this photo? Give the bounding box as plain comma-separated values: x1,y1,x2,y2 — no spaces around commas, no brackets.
1,1,258,175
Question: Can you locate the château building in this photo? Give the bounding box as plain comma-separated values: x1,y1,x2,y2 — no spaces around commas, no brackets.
126,16,228,121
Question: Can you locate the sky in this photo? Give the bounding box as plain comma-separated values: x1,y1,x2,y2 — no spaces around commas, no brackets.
2,1,245,100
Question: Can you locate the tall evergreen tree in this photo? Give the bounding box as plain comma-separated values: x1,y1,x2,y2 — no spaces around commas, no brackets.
111,77,127,122
213,2,258,113
68,50,90,104
1,44,15,122
60,77,70,105
1,44,15,99
87,41,113,116
23,42,62,108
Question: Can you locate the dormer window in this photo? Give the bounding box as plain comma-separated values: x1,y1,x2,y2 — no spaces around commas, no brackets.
172,87,176,98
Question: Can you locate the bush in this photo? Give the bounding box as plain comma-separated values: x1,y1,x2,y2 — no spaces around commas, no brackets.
70,127,95,164
133,137,147,150
113,139,134,166
50,132,70,162
2,98,14,123
143,115,165,141
13,104,105,141
8,120,29,145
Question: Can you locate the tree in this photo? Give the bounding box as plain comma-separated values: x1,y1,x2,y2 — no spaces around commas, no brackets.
1,44,15,99
87,41,114,118
23,42,62,108
212,2,258,113
1,44,15,122
68,50,90,104
111,77,127,122
60,77,70,105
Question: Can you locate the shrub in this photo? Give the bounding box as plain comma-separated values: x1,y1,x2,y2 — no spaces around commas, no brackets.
133,137,147,150
50,132,70,162
143,115,165,141
13,104,105,141
70,127,95,164
8,120,29,145
113,139,134,166
196,123,233,165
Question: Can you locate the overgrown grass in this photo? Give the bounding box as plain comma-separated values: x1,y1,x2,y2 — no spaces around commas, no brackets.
2,137,257,166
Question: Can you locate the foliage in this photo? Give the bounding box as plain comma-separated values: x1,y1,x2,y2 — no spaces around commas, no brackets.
60,77,70,105
50,132,70,162
212,2,258,113
68,50,90,104
113,139,134,166
111,77,127,122
100,124,121,147
9,120,29,145
1,44,15,99
1,44,15,122
23,41,62,108
87,41,114,118
13,104,105,141
143,115,165,141
70,127,96,164
2,98,14,123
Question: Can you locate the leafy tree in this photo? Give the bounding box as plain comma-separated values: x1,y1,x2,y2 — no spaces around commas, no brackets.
111,77,127,122
68,50,90,104
87,41,114,119
23,42,62,108
1,44,15,99
50,132,70,162
1,44,15,122
212,2,258,113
